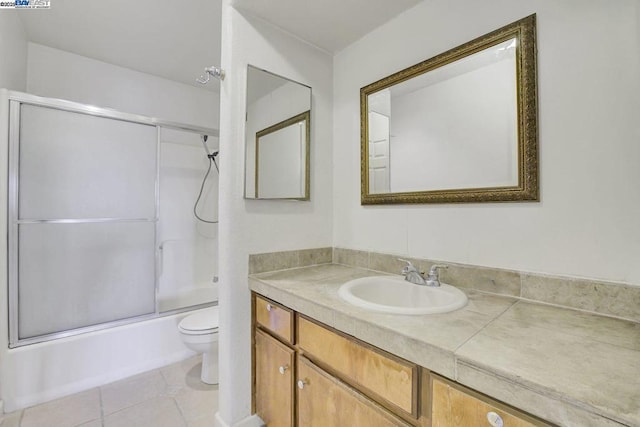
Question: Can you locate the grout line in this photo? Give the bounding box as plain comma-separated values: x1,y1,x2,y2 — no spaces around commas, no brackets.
453,298,519,354
519,271,524,298
171,396,188,427
450,300,519,382
516,296,640,325
158,366,170,387
98,387,105,427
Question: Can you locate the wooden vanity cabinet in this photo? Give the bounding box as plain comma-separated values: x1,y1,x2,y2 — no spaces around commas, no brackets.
252,292,549,427
431,375,552,427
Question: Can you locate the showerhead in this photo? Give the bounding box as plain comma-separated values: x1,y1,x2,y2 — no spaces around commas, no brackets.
200,134,219,161
200,134,211,156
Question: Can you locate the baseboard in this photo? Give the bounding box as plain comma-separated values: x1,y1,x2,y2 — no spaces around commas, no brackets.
214,412,264,427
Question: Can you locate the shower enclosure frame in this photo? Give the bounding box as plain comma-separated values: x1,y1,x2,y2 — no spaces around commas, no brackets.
6,91,219,348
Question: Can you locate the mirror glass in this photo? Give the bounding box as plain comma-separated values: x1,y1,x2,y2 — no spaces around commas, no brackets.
361,15,538,204
245,65,311,200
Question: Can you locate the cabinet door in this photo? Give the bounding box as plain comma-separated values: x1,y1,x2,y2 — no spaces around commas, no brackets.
432,376,550,427
255,329,295,427
297,356,410,427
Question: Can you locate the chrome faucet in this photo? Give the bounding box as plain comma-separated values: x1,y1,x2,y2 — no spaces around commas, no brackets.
399,259,448,287
398,259,426,285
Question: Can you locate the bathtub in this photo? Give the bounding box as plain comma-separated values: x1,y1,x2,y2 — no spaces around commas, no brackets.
0,302,217,412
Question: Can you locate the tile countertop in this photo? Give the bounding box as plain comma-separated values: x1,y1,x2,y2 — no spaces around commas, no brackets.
249,264,640,427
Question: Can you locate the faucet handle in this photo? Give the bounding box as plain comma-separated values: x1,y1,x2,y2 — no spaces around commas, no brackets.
425,264,448,287
428,264,449,277
398,258,416,275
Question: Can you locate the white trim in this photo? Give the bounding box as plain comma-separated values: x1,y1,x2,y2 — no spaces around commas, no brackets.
214,412,264,427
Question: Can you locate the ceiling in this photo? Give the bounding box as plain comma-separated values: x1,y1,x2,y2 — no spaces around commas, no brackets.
17,0,223,91
232,0,422,53
16,0,421,91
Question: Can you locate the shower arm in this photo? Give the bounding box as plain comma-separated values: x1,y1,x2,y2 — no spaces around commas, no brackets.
196,66,225,84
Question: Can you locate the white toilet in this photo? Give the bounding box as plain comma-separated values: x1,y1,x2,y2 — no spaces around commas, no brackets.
178,307,219,384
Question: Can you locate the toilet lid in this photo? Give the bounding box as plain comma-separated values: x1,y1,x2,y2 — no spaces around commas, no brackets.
179,307,219,333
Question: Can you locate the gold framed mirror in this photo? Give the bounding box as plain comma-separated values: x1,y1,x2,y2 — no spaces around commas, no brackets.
360,14,538,204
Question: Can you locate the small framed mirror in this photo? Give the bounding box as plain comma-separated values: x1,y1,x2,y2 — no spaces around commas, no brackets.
361,15,538,204
245,65,311,200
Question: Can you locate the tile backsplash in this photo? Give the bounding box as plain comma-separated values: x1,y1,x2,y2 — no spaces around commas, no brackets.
249,247,640,323
248,247,332,274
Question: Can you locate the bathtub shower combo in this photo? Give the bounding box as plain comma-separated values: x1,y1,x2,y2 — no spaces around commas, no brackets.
3,90,220,396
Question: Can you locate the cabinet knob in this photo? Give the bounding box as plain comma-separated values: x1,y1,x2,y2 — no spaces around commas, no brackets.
266,303,273,312
486,411,503,427
278,365,289,375
297,379,307,389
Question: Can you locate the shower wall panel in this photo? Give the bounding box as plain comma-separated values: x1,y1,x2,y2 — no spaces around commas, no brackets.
157,128,219,312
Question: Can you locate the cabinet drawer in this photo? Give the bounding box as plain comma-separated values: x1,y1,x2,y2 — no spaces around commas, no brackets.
431,375,552,427
255,329,295,427
297,316,417,417
297,356,411,427
255,295,294,344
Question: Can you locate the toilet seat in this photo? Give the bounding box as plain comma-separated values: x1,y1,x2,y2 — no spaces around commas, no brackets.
179,307,219,335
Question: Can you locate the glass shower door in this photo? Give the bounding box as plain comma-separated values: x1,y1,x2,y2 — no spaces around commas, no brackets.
9,103,158,346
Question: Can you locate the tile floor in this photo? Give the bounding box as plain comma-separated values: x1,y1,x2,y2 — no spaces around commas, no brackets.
0,356,218,427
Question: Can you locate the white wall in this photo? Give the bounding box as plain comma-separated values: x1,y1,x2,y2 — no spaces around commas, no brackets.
217,1,333,424
0,11,28,91
26,43,219,128
334,0,640,285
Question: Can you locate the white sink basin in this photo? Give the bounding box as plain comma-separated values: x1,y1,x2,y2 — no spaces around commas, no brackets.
338,276,468,315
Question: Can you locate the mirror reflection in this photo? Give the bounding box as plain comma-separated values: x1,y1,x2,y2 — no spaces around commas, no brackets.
255,111,310,199
368,39,517,194
245,65,311,200
361,15,538,204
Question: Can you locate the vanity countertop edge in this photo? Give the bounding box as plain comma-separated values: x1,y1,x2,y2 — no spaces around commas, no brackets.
249,263,640,427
